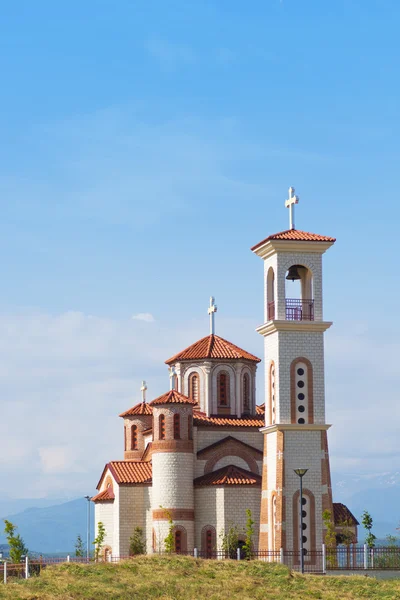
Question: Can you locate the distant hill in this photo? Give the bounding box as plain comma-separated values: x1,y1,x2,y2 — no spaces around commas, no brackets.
346,486,400,539
0,498,94,554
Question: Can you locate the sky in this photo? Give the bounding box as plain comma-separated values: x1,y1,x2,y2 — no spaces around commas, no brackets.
1,0,400,506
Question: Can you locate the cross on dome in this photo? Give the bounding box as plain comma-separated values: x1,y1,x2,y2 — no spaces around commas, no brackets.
169,366,177,390
285,186,299,230
140,380,147,403
208,296,217,335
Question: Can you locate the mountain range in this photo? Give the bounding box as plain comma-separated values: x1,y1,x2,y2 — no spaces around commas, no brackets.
0,480,398,554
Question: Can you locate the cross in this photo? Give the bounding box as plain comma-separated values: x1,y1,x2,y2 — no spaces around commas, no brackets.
140,380,147,403
208,296,217,335
285,186,299,230
276,487,282,496
169,366,177,391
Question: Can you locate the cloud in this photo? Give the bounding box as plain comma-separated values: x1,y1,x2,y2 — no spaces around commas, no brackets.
132,313,155,323
0,310,261,499
145,38,195,70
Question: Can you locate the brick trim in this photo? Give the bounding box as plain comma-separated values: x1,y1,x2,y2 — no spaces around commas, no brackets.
259,434,268,550
152,508,195,521
151,440,194,453
290,357,314,424
275,431,285,550
268,360,275,426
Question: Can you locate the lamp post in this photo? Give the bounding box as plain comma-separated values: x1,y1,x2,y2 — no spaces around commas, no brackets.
84,496,92,561
294,468,308,574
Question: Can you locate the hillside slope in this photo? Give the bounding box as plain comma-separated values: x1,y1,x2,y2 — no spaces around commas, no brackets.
0,498,94,554
0,555,400,600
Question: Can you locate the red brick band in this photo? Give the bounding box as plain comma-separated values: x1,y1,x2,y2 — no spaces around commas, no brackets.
152,508,195,521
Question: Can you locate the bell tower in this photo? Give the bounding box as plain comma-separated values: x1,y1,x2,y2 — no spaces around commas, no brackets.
252,188,336,560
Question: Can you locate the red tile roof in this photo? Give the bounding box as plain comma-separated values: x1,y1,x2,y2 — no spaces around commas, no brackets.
119,402,153,418
91,488,115,503
193,411,264,428
149,389,198,406
333,502,359,526
194,465,262,487
165,334,261,364
251,229,336,251
256,403,265,415
102,461,152,486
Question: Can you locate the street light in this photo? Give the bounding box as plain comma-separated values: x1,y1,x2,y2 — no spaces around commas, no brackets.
294,468,308,574
84,496,92,561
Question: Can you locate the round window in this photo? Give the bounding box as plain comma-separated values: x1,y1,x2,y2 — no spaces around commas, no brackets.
301,498,307,505
298,418,305,424
297,381,305,388
298,405,305,413
298,393,305,400
302,523,307,530
302,535,307,543
297,368,305,376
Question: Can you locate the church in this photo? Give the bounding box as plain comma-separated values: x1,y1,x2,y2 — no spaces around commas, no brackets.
92,188,358,560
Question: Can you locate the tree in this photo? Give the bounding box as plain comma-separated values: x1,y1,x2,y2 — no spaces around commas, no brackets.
220,523,240,559
3,520,28,563
163,510,175,554
361,510,376,549
75,534,85,557
93,522,106,561
322,510,337,568
129,527,146,556
243,509,254,559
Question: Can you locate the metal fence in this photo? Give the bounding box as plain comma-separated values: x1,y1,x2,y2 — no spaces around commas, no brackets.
2,545,400,583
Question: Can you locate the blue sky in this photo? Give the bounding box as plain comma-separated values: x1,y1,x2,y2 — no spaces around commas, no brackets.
1,1,399,507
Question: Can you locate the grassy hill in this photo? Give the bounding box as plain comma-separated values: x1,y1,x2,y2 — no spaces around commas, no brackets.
1,555,400,599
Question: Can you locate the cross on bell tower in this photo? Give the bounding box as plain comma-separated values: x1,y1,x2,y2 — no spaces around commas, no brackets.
285,186,299,230
169,366,177,390
140,380,147,403
208,296,217,335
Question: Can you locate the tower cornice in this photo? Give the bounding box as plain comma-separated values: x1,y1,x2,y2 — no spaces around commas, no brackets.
252,239,334,260
259,423,331,434
256,320,332,337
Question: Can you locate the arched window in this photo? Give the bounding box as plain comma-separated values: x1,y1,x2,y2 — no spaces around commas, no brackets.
202,526,216,558
188,414,193,440
269,362,276,425
131,425,138,450
175,530,182,553
173,413,180,439
159,414,166,440
243,373,250,412
290,358,314,424
293,489,316,562
217,371,230,406
188,372,199,403
267,266,275,320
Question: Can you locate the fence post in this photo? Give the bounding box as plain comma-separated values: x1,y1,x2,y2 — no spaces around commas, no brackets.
237,548,241,561
67,555,70,563
322,544,326,574
280,548,284,564
364,544,368,570
193,548,198,559
25,556,29,579
4,561,6,584
371,547,374,569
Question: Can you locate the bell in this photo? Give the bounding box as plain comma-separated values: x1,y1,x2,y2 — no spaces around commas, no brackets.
286,265,301,281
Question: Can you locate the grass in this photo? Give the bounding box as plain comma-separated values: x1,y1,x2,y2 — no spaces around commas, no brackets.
0,555,400,600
